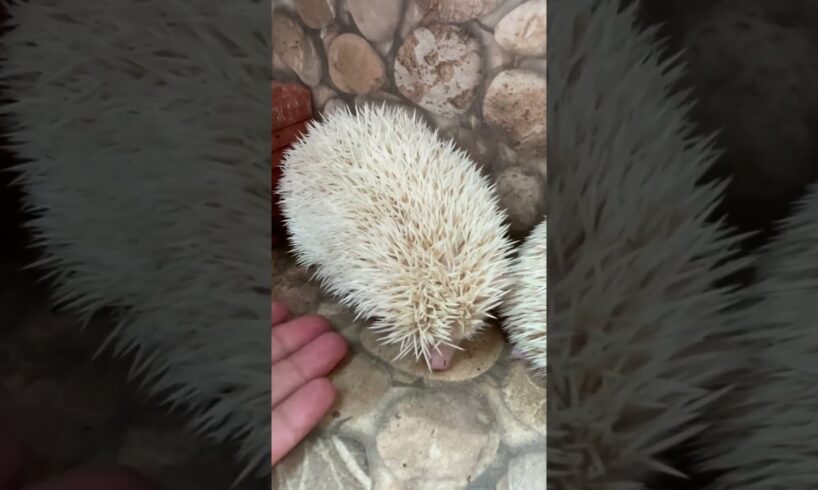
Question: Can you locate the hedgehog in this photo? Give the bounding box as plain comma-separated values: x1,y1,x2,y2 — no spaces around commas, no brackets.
696,182,818,490
278,104,515,371
502,217,546,377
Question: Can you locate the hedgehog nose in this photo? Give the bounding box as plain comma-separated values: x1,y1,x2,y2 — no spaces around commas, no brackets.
429,343,457,371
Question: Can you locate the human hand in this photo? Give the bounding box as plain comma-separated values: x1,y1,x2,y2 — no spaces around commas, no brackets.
271,302,348,466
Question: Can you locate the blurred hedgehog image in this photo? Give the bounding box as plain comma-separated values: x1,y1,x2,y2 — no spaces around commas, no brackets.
697,182,818,490
278,104,515,371
503,217,546,377
547,0,748,486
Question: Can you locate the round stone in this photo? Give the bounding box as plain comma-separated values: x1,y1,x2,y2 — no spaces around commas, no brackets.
483,69,546,156
495,165,546,237
320,354,390,428
395,24,483,118
272,10,323,87
322,98,350,117
495,452,547,490
328,33,386,95
376,390,500,486
294,0,336,29
360,323,505,382
494,0,547,57
502,363,546,433
349,0,403,42
419,0,503,22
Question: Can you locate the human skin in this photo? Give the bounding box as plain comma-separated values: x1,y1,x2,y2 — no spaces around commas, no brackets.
270,302,348,466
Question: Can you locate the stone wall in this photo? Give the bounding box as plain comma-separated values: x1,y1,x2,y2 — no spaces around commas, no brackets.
272,0,547,240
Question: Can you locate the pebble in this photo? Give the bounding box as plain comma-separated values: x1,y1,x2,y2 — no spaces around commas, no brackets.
349,0,403,42
395,24,483,118
329,33,387,94
483,69,546,156
294,0,336,29
495,165,546,237
494,0,547,57
419,0,503,23
272,10,323,86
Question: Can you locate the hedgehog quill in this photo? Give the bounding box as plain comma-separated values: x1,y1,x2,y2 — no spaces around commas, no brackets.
278,104,515,371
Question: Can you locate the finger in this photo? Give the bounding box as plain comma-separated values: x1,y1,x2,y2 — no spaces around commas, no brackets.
271,378,336,467
271,301,289,326
271,331,347,407
271,315,331,364
22,466,156,490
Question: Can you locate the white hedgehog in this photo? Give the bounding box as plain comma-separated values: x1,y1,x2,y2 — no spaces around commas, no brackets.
278,104,515,370
548,0,748,487
503,218,547,377
696,182,818,490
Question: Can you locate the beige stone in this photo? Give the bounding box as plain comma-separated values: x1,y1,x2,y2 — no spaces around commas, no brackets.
311,85,338,112
495,165,545,236
349,0,402,42
360,323,505,381
375,390,500,486
495,451,547,490
503,363,546,433
321,354,390,428
328,33,386,95
399,0,426,39
272,10,323,87
419,0,504,22
294,0,336,29
479,0,525,28
494,0,547,57
322,98,350,118
271,265,322,316
273,435,371,489
395,24,483,118
484,69,546,156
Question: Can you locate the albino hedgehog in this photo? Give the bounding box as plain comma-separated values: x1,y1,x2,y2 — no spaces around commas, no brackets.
278,104,515,370
503,218,547,377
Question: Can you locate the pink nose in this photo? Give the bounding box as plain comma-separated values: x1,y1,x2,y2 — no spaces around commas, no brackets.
429,343,457,371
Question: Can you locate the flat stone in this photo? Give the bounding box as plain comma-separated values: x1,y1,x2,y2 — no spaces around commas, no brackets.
419,0,504,22
375,390,500,487
322,98,350,118
349,0,402,42
272,10,323,87
321,353,390,428
495,451,547,490
395,24,483,118
328,33,386,95
273,435,371,489
310,85,338,112
360,323,505,382
495,0,547,57
294,0,336,29
483,69,546,156
271,265,322,317
502,363,546,433
494,165,546,237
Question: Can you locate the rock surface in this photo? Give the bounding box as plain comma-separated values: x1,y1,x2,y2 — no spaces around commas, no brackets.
395,24,483,118
328,33,387,94
349,0,403,42
272,10,323,86
494,0,547,57
418,0,503,23
484,69,547,156
294,0,336,29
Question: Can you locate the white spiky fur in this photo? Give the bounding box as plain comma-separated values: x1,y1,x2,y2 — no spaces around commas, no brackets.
503,218,546,377
696,182,818,489
278,104,515,367
1,0,270,479
548,0,748,486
